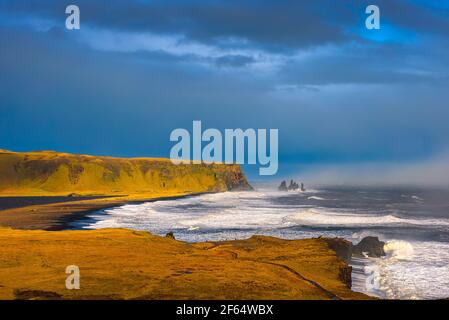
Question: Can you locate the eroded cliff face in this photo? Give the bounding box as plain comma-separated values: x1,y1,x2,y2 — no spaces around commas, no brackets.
0,150,252,196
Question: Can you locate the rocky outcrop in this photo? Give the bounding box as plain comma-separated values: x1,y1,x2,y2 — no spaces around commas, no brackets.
278,179,305,191
323,238,353,263
165,231,175,240
324,236,386,260
222,169,253,191
278,180,288,191
323,237,387,288
67,193,82,197
322,238,354,289
353,236,386,258
338,265,353,289
288,180,299,190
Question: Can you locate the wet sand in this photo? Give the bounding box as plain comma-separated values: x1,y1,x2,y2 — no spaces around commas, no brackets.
0,192,200,231
0,196,115,211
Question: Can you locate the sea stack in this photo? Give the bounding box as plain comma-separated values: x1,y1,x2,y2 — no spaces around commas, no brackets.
278,180,305,191
288,180,299,191
278,181,288,191
353,236,386,258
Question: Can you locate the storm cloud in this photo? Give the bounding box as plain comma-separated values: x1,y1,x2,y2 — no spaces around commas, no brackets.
0,0,448,184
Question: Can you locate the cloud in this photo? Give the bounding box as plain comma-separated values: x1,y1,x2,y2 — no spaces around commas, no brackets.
3,0,448,80
279,42,448,86
215,55,255,68
0,0,353,50
1,1,449,181
298,151,449,187
3,0,449,51
76,27,284,71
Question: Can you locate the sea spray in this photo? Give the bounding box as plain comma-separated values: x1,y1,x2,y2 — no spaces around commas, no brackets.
80,187,449,299
384,240,414,260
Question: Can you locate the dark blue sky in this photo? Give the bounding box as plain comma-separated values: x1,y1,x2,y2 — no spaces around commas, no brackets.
1,0,448,181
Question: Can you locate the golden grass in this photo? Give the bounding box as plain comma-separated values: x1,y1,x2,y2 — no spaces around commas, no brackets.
0,228,370,300
0,150,250,196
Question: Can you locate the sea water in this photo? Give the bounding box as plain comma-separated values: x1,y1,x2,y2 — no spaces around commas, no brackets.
73,185,449,299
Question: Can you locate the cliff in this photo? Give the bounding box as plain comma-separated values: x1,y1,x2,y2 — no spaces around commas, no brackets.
0,228,370,300
0,150,252,196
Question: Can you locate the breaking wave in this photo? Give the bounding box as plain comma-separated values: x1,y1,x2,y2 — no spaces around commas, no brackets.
292,208,449,228
384,240,415,259
307,196,327,200
77,188,449,299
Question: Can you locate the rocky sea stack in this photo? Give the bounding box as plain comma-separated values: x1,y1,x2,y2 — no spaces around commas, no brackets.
325,236,386,260
278,180,305,191
353,236,386,258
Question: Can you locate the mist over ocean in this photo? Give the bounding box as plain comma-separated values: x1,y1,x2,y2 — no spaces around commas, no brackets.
74,184,449,300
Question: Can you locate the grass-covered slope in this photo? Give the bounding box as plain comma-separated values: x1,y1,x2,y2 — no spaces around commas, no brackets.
0,150,251,196
0,228,369,300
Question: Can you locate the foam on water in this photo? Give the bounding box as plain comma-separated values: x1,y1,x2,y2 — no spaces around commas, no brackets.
354,240,449,299
78,188,449,299
291,209,449,227
307,196,327,200
384,240,414,259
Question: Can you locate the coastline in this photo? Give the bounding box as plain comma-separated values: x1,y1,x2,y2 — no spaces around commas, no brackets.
0,149,253,230
65,192,219,230
0,192,210,231
0,192,373,300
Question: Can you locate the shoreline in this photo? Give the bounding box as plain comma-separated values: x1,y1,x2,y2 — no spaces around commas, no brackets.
0,191,374,300
0,195,118,211
64,192,218,230
0,192,211,231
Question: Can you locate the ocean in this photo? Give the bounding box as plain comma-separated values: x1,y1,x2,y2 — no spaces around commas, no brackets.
73,185,449,300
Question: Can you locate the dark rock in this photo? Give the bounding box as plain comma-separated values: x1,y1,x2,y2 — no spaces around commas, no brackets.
279,180,305,191
321,236,386,289
338,265,353,288
165,231,175,240
67,193,81,197
224,171,253,191
323,238,353,263
322,238,353,288
288,180,299,191
353,236,385,258
278,181,288,191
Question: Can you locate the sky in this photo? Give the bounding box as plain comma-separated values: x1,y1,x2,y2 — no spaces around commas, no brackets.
0,0,448,184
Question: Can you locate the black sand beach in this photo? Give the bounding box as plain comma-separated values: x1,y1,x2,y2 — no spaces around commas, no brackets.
0,196,113,211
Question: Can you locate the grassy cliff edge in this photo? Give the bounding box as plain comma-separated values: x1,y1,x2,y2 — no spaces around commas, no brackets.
0,228,369,300
0,150,252,196
0,150,371,300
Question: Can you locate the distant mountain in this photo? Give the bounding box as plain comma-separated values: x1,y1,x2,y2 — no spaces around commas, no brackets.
0,150,252,196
